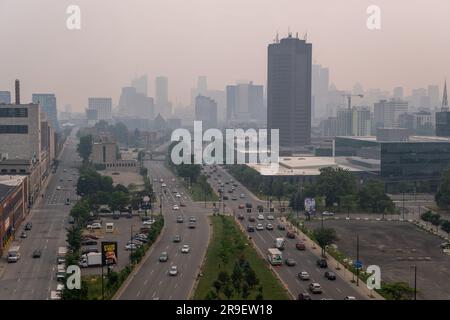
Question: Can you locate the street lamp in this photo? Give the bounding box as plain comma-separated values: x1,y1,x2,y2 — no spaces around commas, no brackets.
412,265,417,300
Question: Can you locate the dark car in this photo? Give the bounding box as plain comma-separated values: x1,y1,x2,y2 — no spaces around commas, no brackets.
245,203,253,208
286,231,296,239
223,196,229,200
81,240,98,246
173,235,182,243
296,242,306,250
277,224,286,231
20,231,27,239
176,216,184,223
247,226,255,232
257,205,264,212
324,271,336,280
317,259,328,268
248,216,256,222
32,249,42,258
237,214,245,220
68,216,75,224
298,292,312,300
188,222,196,229
285,258,297,266
25,222,32,231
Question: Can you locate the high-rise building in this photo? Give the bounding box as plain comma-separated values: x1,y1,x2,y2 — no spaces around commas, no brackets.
195,95,217,129
32,93,58,131
131,75,148,96
312,65,329,120
352,107,371,136
374,99,408,129
267,34,312,149
86,97,112,125
320,117,337,137
226,82,264,123
336,109,352,136
118,87,154,120
428,85,440,108
0,91,11,104
393,87,404,100
436,80,450,137
155,76,172,118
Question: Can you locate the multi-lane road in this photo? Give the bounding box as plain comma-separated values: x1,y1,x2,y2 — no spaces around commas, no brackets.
0,130,79,300
117,159,210,300
206,165,367,300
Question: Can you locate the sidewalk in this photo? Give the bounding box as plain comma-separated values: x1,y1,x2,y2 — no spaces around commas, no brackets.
282,217,384,300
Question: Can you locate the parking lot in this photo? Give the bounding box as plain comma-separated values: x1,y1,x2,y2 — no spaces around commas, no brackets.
305,219,450,299
80,213,157,276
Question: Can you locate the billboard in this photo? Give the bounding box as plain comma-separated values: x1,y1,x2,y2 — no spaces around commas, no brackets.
101,241,118,266
304,198,316,214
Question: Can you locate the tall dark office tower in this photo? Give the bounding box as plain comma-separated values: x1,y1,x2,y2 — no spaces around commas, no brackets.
267,34,312,149
436,80,450,137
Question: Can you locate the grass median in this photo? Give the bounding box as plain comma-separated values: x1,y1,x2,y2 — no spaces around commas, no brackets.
194,215,290,300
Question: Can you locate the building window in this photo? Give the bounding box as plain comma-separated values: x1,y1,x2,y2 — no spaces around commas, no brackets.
10,169,16,173
0,125,29,134
1,169,6,173
0,108,28,118
19,169,26,173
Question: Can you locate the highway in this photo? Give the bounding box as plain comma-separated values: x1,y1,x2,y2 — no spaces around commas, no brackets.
206,165,367,300
0,130,79,300
117,159,210,300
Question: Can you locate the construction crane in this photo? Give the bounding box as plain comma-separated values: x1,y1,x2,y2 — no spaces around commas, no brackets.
342,94,364,110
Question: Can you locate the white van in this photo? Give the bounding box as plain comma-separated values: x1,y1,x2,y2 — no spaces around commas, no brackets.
7,246,21,263
105,222,114,233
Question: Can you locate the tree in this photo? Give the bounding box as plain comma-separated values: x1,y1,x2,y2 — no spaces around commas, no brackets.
223,285,234,300
289,190,303,217
66,225,82,252
441,220,450,238
340,194,357,218
109,191,130,212
244,267,259,289
379,282,415,300
316,167,357,207
358,180,395,214
241,283,250,300
77,135,93,163
436,167,450,209
272,179,284,207
313,228,338,257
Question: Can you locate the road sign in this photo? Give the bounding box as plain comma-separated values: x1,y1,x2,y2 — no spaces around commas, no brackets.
354,260,363,269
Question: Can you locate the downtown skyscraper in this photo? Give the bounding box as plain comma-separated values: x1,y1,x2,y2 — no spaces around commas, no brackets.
267,34,312,149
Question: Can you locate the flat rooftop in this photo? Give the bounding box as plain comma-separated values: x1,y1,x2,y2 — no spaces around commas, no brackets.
0,175,26,202
337,135,450,143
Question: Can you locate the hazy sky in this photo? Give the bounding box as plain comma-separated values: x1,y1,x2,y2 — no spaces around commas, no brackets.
0,0,449,112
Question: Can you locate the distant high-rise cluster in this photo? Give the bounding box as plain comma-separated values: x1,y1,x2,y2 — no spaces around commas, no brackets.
32,93,59,131
226,82,264,124
195,95,217,129
86,97,112,126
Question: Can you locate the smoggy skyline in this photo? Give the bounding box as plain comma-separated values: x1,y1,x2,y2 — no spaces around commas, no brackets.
0,0,449,112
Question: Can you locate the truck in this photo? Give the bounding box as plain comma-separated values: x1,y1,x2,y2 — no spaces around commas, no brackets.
267,248,283,266
79,252,102,268
7,246,21,263
274,238,286,251
57,247,67,264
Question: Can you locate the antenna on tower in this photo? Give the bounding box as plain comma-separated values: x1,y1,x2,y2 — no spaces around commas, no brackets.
288,26,292,37
275,31,279,43
304,31,308,42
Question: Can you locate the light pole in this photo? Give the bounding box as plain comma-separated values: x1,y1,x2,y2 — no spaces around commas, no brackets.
356,234,360,287
414,265,417,300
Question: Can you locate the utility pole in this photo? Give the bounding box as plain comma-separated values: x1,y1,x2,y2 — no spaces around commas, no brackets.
413,265,417,300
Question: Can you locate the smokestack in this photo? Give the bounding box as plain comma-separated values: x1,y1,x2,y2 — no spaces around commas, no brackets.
15,79,20,104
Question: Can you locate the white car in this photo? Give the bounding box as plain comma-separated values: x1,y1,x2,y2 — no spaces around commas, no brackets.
173,205,180,210
240,194,245,198
87,222,102,229
267,215,275,220
161,183,167,188
298,271,310,281
322,211,335,216
175,193,181,198
181,245,190,253
56,186,61,190
309,283,322,294
344,296,356,300
125,243,138,251
160,179,164,183
257,214,265,220
168,266,178,276
256,223,264,231
143,219,155,225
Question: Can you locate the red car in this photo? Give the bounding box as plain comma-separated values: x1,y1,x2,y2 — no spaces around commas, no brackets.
286,231,296,239
238,204,245,209
296,242,306,250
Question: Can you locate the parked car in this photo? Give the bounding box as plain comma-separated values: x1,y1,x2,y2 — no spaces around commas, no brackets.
237,214,244,220
87,223,102,230
248,216,256,222
81,240,98,246
285,258,297,266
125,243,139,251
245,203,253,208
296,242,306,250
309,283,323,294
277,224,286,231
317,259,328,268
324,271,336,280
247,226,255,232
286,231,296,239
238,204,245,209
257,214,265,220
256,224,264,231
322,211,335,216
298,271,310,281
267,215,275,220
266,223,274,230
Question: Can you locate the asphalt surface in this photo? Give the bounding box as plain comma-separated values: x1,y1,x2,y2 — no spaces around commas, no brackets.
206,165,367,300
0,130,79,300
117,160,210,300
